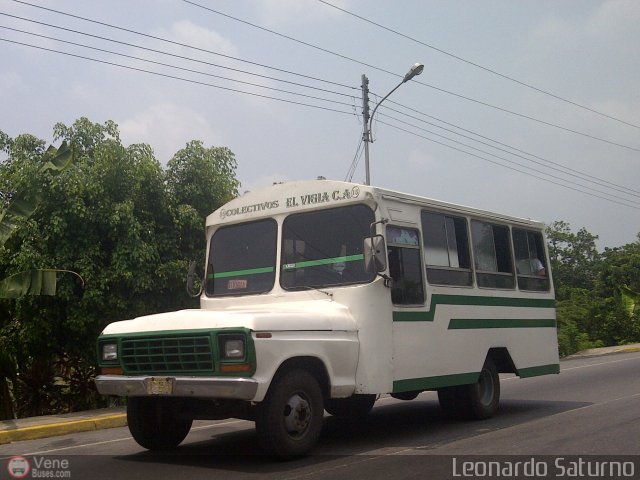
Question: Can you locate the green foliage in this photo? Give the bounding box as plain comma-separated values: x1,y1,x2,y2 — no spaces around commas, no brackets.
0,269,84,298
0,118,240,418
0,141,73,245
546,220,600,297
620,286,639,316
547,222,640,356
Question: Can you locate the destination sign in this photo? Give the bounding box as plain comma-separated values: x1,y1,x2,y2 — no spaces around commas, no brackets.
219,186,361,219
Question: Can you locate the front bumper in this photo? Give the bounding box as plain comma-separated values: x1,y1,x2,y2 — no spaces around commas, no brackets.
95,375,258,400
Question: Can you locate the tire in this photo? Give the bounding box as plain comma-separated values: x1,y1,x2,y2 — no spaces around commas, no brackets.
437,358,500,420
127,397,193,451
325,394,376,418
255,369,324,458
465,357,500,419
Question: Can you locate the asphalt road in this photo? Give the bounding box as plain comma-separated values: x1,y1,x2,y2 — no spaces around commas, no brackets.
1,352,639,479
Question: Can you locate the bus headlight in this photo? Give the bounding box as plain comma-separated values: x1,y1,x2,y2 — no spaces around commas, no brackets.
101,343,118,361
220,335,245,360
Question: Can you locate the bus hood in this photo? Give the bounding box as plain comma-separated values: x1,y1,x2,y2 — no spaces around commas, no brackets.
100,300,356,336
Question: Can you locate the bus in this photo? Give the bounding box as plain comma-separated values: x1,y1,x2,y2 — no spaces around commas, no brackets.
95,179,559,457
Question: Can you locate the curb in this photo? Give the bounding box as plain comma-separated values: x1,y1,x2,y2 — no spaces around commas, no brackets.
0,413,127,445
564,344,640,359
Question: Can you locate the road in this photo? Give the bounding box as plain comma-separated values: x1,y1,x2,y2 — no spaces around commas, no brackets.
1,352,639,479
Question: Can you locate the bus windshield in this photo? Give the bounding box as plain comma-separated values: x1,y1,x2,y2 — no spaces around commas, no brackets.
205,218,277,296
280,204,375,290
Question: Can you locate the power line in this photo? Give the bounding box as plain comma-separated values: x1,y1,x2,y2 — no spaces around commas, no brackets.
377,111,640,207
317,0,640,131
0,25,356,109
11,0,640,152
6,0,638,205
382,97,640,198
0,12,357,100
376,118,640,211
8,0,357,91
181,0,640,153
377,102,640,199
345,135,364,182
0,37,357,117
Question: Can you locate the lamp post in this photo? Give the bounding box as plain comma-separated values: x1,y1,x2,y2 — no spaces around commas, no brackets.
362,63,424,186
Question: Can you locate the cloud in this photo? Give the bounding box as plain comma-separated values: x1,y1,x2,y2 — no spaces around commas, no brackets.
118,103,223,164
526,1,640,80
154,19,239,58
0,71,21,91
257,0,352,28
238,173,291,194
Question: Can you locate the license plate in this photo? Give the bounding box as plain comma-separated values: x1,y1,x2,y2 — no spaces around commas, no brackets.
147,377,173,395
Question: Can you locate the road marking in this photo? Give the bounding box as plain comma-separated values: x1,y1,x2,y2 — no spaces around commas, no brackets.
561,354,640,372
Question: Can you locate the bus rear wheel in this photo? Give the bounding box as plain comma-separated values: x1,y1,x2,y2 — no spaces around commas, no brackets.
438,358,500,420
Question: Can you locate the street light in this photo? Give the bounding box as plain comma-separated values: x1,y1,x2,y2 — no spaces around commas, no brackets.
362,63,424,186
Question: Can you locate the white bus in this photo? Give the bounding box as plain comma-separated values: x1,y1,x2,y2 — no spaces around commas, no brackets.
96,179,559,457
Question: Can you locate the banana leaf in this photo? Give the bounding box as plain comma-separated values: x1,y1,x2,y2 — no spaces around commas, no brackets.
620,285,639,316
0,269,84,299
0,141,74,246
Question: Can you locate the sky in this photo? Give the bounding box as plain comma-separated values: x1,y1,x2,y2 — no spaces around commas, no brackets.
0,0,639,248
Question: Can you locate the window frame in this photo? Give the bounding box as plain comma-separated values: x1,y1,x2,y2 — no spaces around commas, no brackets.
386,225,426,306
279,204,377,291
420,210,473,287
470,219,516,290
512,227,550,292
205,218,278,297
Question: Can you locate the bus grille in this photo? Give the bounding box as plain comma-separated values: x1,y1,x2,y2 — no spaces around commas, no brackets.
121,335,214,374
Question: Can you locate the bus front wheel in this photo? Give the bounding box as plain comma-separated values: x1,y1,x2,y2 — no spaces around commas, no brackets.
127,397,193,450
255,369,324,457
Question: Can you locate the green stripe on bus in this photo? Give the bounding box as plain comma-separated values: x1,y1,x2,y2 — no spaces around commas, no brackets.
393,311,434,322
209,266,275,279
517,364,560,378
392,364,559,392
448,318,557,329
393,372,480,392
281,254,364,270
393,294,555,322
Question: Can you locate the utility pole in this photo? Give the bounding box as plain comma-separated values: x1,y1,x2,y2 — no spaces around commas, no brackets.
359,64,424,187
361,74,371,186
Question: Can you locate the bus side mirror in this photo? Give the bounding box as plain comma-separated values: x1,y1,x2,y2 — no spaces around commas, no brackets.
186,260,203,298
363,235,387,273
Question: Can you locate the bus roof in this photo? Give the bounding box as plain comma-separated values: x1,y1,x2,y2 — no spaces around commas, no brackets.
207,179,545,230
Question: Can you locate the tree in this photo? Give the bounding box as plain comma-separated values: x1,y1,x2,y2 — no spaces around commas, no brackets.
547,221,640,355
545,221,600,297
166,140,240,219
0,140,77,419
594,235,640,345
0,118,241,417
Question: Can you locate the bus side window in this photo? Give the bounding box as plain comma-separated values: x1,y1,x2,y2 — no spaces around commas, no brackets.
512,229,550,291
471,220,515,289
421,210,473,286
386,226,425,305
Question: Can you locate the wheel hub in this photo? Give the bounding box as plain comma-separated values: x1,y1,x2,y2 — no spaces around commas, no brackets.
478,369,495,406
284,393,311,435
